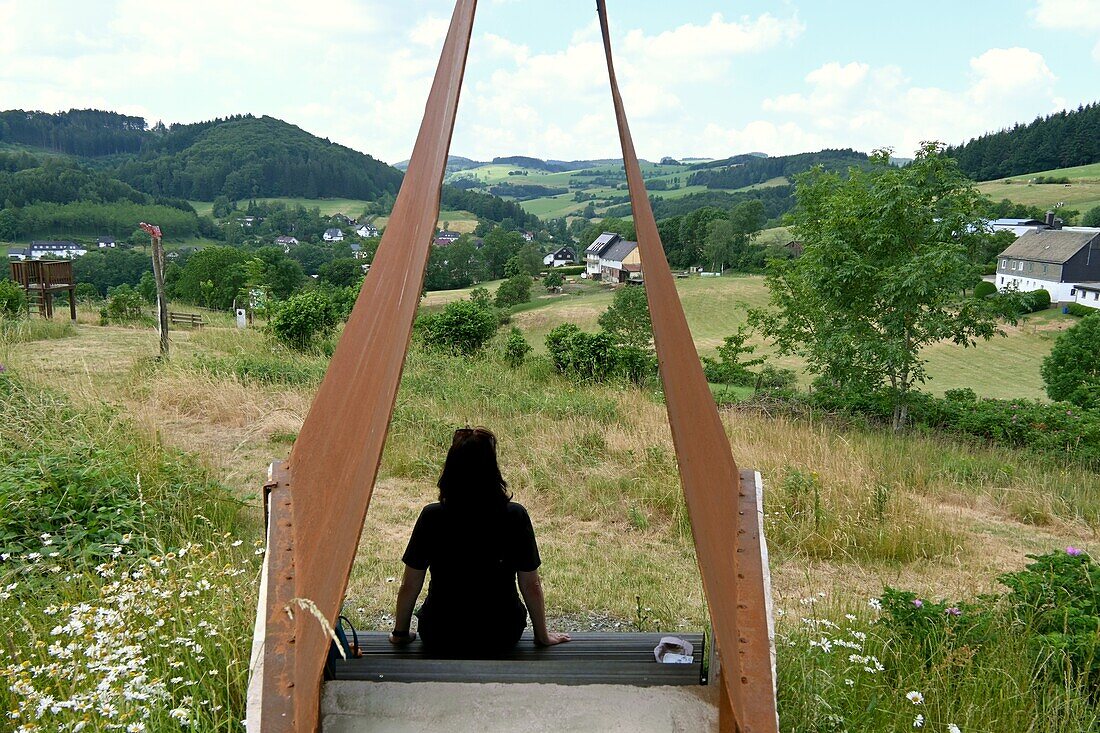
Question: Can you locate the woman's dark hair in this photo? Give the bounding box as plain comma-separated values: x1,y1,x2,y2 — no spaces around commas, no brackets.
437,427,511,508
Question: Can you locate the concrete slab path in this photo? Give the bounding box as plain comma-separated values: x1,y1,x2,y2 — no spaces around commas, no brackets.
322,681,718,733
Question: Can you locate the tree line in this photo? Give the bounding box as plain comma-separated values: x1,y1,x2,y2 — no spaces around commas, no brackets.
686,149,870,190
946,102,1100,181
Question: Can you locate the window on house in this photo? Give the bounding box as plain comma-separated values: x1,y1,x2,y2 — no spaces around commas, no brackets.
1072,289,1077,296
1001,259,1007,268
1000,277,1005,285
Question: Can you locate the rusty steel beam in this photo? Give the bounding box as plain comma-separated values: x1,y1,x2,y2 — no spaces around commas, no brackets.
253,1,478,729
595,3,778,731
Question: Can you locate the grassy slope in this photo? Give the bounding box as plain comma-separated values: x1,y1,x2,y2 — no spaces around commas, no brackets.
977,162,1100,217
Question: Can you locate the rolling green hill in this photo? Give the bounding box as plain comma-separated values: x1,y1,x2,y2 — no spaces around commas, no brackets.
977,162,1100,217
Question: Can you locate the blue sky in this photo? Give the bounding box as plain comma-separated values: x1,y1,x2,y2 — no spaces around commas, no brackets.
0,0,1097,164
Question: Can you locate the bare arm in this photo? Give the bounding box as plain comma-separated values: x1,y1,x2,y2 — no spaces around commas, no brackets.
390,565,426,645
518,569,571,646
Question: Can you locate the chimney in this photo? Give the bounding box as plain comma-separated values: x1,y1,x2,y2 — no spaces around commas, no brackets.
1053,217,1063,230
1045,211,1055,227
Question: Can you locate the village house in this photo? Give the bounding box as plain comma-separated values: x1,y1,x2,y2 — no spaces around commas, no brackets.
433,230,460,246
6,247,28,260
543,246,577,267
331,213,354,225
350,243,369,260
522,231,535,242
987,217,1050,237
275,235,299,253
1068,283,1100,310
28,241,88,259
355,223,380,238
97,235,117,249
323,228,345,243
585,232,621,279
996,227,1100,303
599,237,642,283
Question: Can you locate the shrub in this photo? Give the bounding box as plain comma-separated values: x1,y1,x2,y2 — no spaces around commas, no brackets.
270,290,338,351
1082,204,1100,228
1066,303,1095,317
418,299,499,354
469,286,493,310
701,328,763,386
544,270,564,291
1024,288,1051,312
598,285,652,349
554,265,585,276
1041,313,1100,409
101,284,148,324
494,273,532,308
0,278,26,318
754,364,797,393
974,280,997,299
503,327,531,367
545,323,656,384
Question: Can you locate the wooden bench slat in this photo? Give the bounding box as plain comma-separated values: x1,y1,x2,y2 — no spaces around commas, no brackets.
334,631,706,686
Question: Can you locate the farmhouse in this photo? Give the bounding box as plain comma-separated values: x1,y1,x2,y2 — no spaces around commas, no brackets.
323,228,345,242
29,241,88,259
275,235,299,252
1068,283,1100,310
7,247,28,260
996,227,1100,302
355,223,379,238
585,232,621,279
433,230,460,246
599,237,641,283
543,246,577,267
987,217,1049,237
331,213,354,225
350,243,370,260
97,235,117,249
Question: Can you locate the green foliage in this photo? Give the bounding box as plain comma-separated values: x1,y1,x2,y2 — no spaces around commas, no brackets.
469,286,493,310
174,246,248,310
503,327,532,367
554,265,585,276
544,270,564,290
494,273,532,309
755,143,1009,431
597,285,653,349
946,101,1100,180
973,281,997,299
0,278,26,318
1024,288,1052,312
317,257,363,289
688,148,870,189
1066,303,1095,317
545,323,656,384
701,327,764,386
72,248,152,297
1081,205,1100,227
1042,314,1100,409
269,290,337,351
418,299,499,355
755,364,797,393
703,199,767,272
100,284,148,324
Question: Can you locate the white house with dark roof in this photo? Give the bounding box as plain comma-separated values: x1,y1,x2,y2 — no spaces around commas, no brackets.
433,230,460,246
987,218,1049,237
543,246,577,267
30,241,88,259
997,227,1100,302
7,247,28,260
323,228,345,243
1069,283,1100,310
599,238,641,283
355,223,379,238
585,232,621,279
97,235,117,249
275,235,299,253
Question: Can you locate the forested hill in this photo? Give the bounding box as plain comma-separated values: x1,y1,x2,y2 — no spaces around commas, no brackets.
112,116,403,201
946,102,1100,181
0,110,403,201
686,149,870,189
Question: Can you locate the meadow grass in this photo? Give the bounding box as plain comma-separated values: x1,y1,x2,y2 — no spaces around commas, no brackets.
0,317,76,346
977,162,1100,217
3,313,1097,730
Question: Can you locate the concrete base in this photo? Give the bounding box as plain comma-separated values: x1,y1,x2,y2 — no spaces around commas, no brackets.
322,681,718,733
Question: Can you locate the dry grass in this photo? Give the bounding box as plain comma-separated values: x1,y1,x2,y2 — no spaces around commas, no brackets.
6,319,1096,638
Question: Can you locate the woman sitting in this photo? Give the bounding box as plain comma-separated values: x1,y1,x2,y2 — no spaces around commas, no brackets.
389,426,571,655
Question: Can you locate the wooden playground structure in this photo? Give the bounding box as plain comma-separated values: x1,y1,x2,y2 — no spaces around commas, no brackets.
8,259,77,320
247,2,778,731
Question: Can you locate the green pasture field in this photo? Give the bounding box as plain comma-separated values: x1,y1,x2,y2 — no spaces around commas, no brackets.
977,162,1100,219
188,197,374,219
436,273,1063,401
374,208,480,234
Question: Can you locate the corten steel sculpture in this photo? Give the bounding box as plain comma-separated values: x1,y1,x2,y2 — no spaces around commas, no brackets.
246,1,777,731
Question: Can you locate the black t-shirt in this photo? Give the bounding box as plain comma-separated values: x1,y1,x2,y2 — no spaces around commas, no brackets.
402,501,541,629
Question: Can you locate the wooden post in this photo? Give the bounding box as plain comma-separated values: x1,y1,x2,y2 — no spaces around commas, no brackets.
68,286,76,322
142,223,170,359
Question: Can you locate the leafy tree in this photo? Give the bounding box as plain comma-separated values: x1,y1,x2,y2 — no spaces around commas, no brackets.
1041,314,1100,409
138,271,157,303
544,270,564,291
1081,205,1100,228
469,287,493,310
0,209,16,240
270,290,338,351
597,285,652,350
702,327,765,385
174,246,248,310
287,243,334,276
481,227,525,279
318,258,363,289
212,195,233,219
754,143,1010,431
515,244,543,276
494,274,532,309
418,299,499,355
503,327,532,367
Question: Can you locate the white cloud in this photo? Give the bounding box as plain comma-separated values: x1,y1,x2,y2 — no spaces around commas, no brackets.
408,15,449,47
1031,0,1100,63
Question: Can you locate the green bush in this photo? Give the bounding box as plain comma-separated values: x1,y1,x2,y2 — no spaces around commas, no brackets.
0,278,26,318
554,265,585,276
701,328,763,386
755,364,797,393
1066,303,1095,317
545,323,656,384
1042,313,1100,409
544,270,564,291
1024,288,1051,312
269,290,338,351
494,273,532,308
503,327,531,367
1082,205,1100,227
974,281,997,299
418,299,499,355
100,284,148,324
